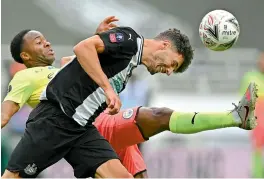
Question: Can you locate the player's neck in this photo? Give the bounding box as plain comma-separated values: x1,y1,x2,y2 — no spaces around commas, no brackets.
25,62,50,68
141,39,159,67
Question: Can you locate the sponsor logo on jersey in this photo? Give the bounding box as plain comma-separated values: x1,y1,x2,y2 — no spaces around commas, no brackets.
113,76,123,93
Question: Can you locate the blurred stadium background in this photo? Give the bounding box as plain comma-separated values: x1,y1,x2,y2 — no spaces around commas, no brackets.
1,0,264,177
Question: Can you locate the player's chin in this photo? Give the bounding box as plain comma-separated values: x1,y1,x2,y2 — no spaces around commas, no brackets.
149,71,156,75
148,68,156,75
46,57,55,65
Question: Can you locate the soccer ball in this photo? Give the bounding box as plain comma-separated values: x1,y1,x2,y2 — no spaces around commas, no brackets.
199,10,240,51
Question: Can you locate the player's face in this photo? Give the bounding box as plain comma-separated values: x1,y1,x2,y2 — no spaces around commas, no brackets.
21,31,55,66
148,41,184,75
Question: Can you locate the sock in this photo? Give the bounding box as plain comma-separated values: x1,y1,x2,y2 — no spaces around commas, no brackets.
252,148,264,178
169,111,241,134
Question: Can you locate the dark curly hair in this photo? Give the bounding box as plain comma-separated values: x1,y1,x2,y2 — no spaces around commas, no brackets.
155,28,194,73
10,29,32,63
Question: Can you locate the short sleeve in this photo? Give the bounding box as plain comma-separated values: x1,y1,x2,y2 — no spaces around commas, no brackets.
3,73,36,108
98,27,142,56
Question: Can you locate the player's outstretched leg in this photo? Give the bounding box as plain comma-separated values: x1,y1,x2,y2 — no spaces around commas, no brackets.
252,148,264,178
136,82,258,138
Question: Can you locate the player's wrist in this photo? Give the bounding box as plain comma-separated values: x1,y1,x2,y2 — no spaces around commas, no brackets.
102,85,114,93
98,77,113,92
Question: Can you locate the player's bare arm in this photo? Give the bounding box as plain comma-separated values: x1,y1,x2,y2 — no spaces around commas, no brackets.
73,35,121,115
73,35,108,90
1,101,20,128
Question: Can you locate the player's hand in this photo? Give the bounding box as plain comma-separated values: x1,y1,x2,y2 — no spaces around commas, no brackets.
95,16,119,34
104,88,121,115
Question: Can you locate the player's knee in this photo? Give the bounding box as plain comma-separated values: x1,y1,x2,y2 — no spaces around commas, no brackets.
135,171,148,178
95,159,133,178
150,107,172,130
2,170,21,178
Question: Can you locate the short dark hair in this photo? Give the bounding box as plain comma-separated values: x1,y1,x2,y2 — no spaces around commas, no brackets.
155,28,194,73
10,29,31,63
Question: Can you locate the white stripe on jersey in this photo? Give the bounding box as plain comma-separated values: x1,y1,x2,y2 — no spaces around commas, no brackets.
72,37,143,126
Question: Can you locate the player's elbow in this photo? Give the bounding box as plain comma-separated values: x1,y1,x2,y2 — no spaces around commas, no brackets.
1,120,8,128
73,38,95,55
73,41,86,56
73,36,104,55
1,114,10,128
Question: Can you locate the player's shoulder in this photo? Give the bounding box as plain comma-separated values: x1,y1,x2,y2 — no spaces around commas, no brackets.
8,68,35,88
12,67,48,81
12,68,33,79
111,26,142,38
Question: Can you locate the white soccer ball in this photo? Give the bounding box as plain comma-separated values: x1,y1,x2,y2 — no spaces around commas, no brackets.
199,10,240,51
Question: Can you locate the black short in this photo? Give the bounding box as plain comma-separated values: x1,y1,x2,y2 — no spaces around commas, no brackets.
6,101,119,178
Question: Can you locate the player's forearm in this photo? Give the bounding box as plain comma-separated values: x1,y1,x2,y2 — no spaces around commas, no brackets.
1,114,10,128
1,101,20,128
73,42,112,91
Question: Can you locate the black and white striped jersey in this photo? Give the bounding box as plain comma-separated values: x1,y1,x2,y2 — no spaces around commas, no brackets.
40,27,144,126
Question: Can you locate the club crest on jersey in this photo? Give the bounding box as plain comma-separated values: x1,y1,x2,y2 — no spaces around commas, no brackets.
24,163,37,176
47,72,55,79
109,33,124,43
122,109,134,119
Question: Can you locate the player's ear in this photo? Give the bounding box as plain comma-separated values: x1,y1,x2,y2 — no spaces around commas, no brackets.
162,40,171,50
20,52,30,62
